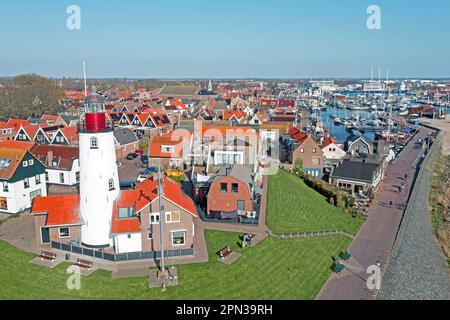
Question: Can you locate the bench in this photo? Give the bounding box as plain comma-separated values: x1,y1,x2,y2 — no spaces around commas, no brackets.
339,250,352,261
40,250,56,262
75,258,93,270
217,246,232,259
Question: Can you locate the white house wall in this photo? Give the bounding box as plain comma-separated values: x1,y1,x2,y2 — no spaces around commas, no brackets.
0,174,47,213
114,233,142,254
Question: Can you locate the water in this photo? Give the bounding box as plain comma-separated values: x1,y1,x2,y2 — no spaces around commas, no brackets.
318,106,375,143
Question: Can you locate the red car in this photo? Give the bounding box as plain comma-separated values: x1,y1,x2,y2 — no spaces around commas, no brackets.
134,149,144,156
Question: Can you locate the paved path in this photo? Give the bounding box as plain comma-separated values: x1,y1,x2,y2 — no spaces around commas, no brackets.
379,141,450,299
317,126,435,300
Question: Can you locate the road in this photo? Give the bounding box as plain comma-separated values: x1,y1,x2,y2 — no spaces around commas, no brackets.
118,157,143,182
317,126,435,300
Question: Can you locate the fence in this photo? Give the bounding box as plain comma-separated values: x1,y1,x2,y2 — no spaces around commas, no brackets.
51,241,194,262
269,229,350,239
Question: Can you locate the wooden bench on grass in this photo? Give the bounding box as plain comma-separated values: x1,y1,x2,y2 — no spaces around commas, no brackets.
75,258,93,270
40,250,56,262
217,246,232,259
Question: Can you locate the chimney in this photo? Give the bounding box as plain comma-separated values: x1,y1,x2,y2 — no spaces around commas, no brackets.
47,150,54,167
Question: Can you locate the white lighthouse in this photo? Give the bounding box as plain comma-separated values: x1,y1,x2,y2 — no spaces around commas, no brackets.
79,89,119,248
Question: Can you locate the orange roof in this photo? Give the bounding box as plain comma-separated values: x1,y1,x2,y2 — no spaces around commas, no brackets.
322,136,337,148
223,110,246,120
0,121,14,129
288,127,308,144
32,195,81,226
136,113,150,125
149,133,185,158
0,148,27,180
169,99,187,110
58,127,79,144
111,189,150,234
7,118,30,128
19,124,50,141
112,175,198,233
136,176,197,217
0,140,36,151
41,115,58,121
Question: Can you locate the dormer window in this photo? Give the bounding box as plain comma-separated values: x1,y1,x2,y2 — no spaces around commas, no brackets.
118,207,135,219
90,137,98,149
161,145,175,153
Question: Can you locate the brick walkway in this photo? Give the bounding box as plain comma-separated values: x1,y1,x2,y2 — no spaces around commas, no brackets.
317,126,435,300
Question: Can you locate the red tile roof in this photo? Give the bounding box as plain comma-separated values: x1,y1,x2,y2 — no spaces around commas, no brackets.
41,115,58,121
136,176,198,217
322,136,337,148
58,127,79,144
30,145,78,170
288,127,308,144
32,195,81,226
223,110,246,120
149,133,185,159
0,140,36,151
0,148,28,179
111,175,198,233
7,118,30,128
111,189,151,234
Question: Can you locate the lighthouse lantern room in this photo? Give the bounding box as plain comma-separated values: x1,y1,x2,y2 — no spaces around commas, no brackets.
79,88,119,248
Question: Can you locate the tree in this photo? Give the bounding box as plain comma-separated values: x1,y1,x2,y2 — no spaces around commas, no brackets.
294,159,304,178
0,74,65,119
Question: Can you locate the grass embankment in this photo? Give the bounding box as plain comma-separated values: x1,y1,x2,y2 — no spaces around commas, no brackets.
266,169,363,235
428,146,450,265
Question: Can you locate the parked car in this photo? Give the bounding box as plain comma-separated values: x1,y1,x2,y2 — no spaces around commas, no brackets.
126,152,138,160
136,173,149,183
134,149,144,156
144,166,157,175
120,181,136,190
140,155,149,167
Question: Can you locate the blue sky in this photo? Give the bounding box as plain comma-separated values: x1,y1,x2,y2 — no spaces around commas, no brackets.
0,0,449,78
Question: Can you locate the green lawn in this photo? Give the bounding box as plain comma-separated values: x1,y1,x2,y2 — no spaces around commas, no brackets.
0,231,351,300
266,169,363,235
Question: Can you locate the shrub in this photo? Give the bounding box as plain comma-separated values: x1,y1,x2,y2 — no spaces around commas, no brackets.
294,159,304,178
304,175,345,208
346,196,355,208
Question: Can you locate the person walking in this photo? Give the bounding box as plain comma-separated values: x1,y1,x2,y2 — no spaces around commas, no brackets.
389,200,394,208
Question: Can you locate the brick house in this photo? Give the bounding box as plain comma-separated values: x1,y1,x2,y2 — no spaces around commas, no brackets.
113,128,139,159
206,164,254,218
285,128,324,177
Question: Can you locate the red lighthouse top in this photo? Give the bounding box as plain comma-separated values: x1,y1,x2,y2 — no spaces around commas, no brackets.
79,89,112,133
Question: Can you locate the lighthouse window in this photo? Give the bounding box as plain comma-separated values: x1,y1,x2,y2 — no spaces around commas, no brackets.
90,137,98,149
108,179,115,191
